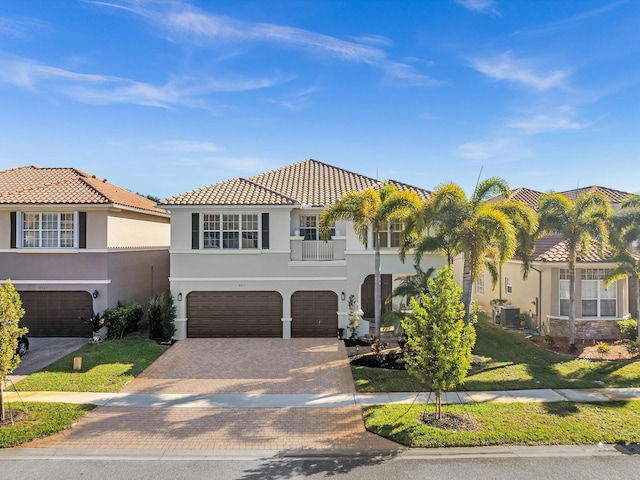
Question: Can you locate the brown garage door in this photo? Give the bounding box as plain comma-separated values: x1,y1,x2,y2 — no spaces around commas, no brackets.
291,291,338,337
187,291,283,338
20,291,93,337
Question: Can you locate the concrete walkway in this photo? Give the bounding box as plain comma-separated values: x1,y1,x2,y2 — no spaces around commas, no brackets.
6,387,640,407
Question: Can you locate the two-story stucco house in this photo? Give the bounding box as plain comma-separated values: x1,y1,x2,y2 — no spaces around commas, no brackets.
470,186,634,340
0,166,170,336
161,159,445,339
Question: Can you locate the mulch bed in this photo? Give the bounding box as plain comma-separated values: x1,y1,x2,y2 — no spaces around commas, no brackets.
420,411,479,432
527,335,639,360
0,409,28,427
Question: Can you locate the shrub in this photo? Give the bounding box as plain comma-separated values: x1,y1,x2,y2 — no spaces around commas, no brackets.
617,319,638,341
626,341,638,355
148,290,176,342
596,341,611,354
543,335,555,347
104,302,143,339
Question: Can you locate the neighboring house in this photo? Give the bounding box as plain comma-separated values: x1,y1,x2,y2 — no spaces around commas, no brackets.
471,186,633,340
0,166,170,336
160,159,445,339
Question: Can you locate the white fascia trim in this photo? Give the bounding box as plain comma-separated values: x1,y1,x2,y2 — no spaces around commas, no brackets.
162,205,294,211
1,279,112,285
345,250,406,255
2,247,169,254
169,277,347,282
169,249,290,255
288,261,347,267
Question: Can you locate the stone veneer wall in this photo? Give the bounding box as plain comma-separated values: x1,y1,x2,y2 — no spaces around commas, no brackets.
542,317,620,340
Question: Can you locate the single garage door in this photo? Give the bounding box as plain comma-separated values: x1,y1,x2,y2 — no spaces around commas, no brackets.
187,291,283,338
20,291,93,337
291,291,338,337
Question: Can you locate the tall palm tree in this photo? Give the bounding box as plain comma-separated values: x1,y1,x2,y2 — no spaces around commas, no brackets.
538,191,612,351
606,194,640,340
403,178,538,324
319,184,423,338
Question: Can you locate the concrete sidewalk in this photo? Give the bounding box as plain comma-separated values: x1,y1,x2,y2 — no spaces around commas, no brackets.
5,387,640,407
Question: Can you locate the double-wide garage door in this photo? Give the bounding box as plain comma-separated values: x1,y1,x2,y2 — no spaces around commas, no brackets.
186,290,338,338
20,291,93,337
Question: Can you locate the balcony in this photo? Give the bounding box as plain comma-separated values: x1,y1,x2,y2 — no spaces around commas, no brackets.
302,240,334,261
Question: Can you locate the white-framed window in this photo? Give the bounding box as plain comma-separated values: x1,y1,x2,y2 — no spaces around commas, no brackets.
475,276,485,295
375,220,403,248
559,269,570,316
299,214,334,240
20,212,77,248
505,277,513,294
581,268,616,317
203,213,258,249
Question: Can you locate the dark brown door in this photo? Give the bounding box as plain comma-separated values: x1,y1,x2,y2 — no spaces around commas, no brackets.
291,291,338,337
360,274,392,320
20,291,93,337
186,291,282,337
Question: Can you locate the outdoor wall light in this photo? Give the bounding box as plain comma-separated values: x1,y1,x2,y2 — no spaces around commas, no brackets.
178,292,183,301
92,290,99,299
341,292,345,301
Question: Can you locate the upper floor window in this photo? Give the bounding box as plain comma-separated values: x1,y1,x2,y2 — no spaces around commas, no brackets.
20,212,77,248
203,213,258,249
504,277,513,294
475,276,485,295
299,215,334,240
581,268,616,317
375,221,403,248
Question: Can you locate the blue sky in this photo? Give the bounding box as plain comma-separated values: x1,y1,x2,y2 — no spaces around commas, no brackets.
1,0,639,199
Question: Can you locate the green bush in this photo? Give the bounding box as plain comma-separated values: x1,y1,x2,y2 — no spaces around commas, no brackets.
104,302,143,339
148,290,176,342
597,341,611,354
617,319,638,341
626,341,638,355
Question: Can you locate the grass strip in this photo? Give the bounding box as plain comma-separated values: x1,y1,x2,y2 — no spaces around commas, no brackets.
14,332,167,392
364,400,640,447
0,402,93,448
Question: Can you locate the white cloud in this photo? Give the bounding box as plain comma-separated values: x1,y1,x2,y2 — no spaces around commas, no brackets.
454,0,501,16
469,52,569,90
507,105,599,133
458,137,531,162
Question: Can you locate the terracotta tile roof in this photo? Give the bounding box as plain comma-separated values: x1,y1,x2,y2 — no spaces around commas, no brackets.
533,235,614,263
162,159,431,207
0,166,166,214
161,177,297,206
560,186,631,204
374,179,432,200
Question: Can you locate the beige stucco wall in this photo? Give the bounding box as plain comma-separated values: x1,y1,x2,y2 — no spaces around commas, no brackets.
107,211,170,248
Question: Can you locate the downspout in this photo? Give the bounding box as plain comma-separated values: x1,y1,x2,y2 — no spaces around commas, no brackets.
531,265,542,331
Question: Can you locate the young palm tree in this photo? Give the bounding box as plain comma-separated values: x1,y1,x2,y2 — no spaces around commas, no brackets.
404,178,538,324
606,194,640,340
538,191,612,351
319,184,423,338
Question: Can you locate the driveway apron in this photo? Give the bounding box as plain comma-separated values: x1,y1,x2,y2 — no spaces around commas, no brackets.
22,338,398,451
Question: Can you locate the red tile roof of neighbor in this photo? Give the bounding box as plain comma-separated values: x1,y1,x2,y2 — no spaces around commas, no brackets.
0,166,166,214
532,235,615,263
161,159,432,207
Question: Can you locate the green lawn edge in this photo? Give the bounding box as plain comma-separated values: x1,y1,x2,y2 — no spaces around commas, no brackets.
364,401,640,448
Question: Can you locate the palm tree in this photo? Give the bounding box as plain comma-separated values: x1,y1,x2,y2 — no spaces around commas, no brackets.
606,194,640,340
538,191,612,351
404,178,538,324
382,264,435,334
319,184,423,338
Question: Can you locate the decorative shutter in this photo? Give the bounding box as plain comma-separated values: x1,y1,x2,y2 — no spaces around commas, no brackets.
192,213,200,249
261,213,269,249
79,212,87,248
10,212,17,248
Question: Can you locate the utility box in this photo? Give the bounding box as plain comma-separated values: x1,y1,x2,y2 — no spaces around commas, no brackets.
501,306,521,328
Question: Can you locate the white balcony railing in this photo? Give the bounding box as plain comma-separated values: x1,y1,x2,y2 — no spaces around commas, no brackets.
302,240,334,261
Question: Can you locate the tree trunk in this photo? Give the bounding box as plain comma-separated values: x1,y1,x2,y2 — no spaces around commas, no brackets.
568,268,576,351
635,275,640,343
462,257,472,325
0,380,5,422
374,246,381,339
435,392,441,420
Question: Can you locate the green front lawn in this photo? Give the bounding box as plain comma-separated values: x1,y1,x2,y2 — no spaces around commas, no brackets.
364,401,640,447
15,332,167,392
0,403,94,448
353,319,640,392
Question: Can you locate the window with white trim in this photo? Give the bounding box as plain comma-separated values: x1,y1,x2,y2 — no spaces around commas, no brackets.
20,212,77,248
203,213,258,249
581,268,616,317
375,221,404,248
475,276,485,295
505,277,513,294
299,214,334,240
559,269,570,316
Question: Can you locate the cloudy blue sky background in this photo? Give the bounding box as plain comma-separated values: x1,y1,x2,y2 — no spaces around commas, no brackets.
1,0,639,199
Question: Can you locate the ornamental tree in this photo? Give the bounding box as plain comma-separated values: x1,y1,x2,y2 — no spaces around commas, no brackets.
401,266,476,419
0,280,27,421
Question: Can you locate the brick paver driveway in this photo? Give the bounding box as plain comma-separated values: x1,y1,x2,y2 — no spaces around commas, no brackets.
24,338,399,451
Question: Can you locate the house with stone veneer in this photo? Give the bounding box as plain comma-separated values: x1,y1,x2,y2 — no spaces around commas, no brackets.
160,159,446,340
0,166,170,336
469,186,634,340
